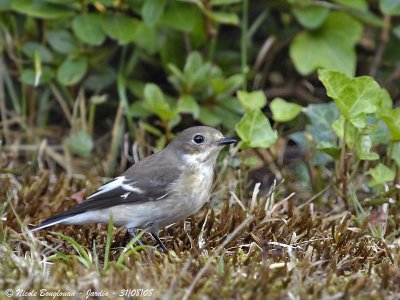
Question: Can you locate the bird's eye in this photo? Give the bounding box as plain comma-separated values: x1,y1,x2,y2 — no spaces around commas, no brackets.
193,134,204,144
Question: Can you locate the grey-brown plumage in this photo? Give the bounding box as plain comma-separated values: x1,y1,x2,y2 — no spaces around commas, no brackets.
30,126,237,250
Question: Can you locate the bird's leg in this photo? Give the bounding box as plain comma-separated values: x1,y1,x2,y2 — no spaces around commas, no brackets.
126,228,144,246
151,233,167,252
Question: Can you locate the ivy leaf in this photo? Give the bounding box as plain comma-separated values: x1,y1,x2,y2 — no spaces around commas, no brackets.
303,102,340,143
237,90,266,112
377,108,400,141
68,131,94,158
72,14,105,46
57,57,88,86
390,141,400,167
317,141,341,159
143,83,176,121
332,116,358,146
235,109,277,149
292,5,330,29
270,97,302,122
289,12,363,76
368,163,395,186
356,134,379,161
292,102,340,166
318,70,384,128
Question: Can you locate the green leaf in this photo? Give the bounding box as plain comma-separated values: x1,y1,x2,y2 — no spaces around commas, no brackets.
211,0,242,5
270,97,302,122
102,13,140,44
380,0,400,15
356,134,379,160
67,131,94,158
0,0,11,11
129,102,151,118
318,70,383,127
317,141,341,159
332,116,358,146
177,95,200,118
130,22,159,54
235,109,278,149
11,0,74,19
390,141,400,167
22,42,53,63
289,12,363,76
47,30,78,54
213,105,241,129
57,57,88,86
143,83,176,121
292,5,330,29
332,0,368,10
292,103,340,166
72,14,105,46
159,2,200,32
303,102,340,143
141,0,166,26
198,107,221,126
207,11,239,25
237,90,266,112
368,163,395,186
84,66,116,92
377,108,400,141
20,67,54,86
394,25,400,39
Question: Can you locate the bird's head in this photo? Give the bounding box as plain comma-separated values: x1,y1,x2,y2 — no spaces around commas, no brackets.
168,126,237,165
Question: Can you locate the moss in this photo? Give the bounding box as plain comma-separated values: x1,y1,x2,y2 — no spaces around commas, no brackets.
1,171,399,298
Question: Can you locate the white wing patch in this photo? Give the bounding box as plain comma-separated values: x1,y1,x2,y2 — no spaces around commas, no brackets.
121,192,130,199
156,193,168,200
87,176,143,200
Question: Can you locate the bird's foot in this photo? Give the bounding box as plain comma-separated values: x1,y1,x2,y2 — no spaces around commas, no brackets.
151,233,167,252
126,228,144,247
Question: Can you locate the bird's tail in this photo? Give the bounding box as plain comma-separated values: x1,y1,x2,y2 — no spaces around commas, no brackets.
29,213,71,232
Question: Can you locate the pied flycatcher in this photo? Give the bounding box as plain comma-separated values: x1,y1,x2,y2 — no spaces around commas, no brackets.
30,126,237,251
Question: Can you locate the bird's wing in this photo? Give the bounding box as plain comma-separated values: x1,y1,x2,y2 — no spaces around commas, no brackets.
53,173,178,219
31,150,182,230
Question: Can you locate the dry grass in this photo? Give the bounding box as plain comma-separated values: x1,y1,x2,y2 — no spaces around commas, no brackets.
1,154,400,299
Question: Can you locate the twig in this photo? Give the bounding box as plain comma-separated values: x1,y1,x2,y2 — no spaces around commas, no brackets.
369,14,391,77
49,83,73,126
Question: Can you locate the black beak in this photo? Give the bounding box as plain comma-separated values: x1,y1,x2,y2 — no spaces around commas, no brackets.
217,137,237,146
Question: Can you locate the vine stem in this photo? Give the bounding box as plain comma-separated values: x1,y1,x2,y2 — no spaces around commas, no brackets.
339,119,349,208
241,0,249,90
